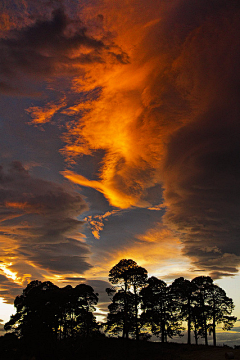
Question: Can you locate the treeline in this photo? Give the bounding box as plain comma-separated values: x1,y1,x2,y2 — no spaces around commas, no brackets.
105,259,237,346
4,259,237,347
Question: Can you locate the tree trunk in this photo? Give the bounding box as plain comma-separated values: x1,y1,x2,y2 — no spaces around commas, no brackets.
201,294,208,346
134,285,139,341
194,317,198,345
70,310,73,337
59,314,62,341
187,297,191,345
204,317,208,345
63,312,67,339
212,320,216,346
212,301,216,347
161,320,165,343
126,326,129,339
124,282,128,339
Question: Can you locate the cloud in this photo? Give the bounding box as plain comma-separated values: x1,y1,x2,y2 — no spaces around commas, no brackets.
84,210,121,239
0,161,91,292
62,276,86,282
17,239,91,274
62,0,227,209
2,0,240,283
26,97,67,125
59,0,240,277
0,6,128,94
0,274,22,303
110,224,191,279
161,3,240,277
86,279,112,320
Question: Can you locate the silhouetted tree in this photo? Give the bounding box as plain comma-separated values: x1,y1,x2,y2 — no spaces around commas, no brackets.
191,301,203,345
191,276,216,345
140,277,184,342
4,280,99,341
215,287,236,345
107,259,148,339
4,280,59,341
190,276,236,346
170,277,197,344
73,284,99,338
105,289,135,337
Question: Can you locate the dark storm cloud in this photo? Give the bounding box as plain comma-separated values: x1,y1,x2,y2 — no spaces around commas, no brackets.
0,7,128,94
162,1,240,278
0,161,92,276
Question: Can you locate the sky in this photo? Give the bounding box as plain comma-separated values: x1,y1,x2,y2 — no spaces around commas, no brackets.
0,0,240,344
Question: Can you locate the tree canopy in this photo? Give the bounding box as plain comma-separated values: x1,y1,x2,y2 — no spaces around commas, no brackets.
4,280,99,342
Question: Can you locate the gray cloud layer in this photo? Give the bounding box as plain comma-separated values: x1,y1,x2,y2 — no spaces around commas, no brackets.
0,161,91,282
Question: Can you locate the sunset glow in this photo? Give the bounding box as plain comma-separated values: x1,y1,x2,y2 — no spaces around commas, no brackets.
0,0,240,344
0,263,18,283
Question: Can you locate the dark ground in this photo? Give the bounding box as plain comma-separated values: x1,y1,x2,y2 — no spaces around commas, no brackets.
1,336,240,360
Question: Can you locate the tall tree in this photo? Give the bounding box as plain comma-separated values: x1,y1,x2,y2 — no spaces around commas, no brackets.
105,289,135,337
170,277,197,344
125,265,148,340
73,284,99,338
190,277,237,346
191,276,213,345
107,259,148,340
204,283,236,346
140,277,184,342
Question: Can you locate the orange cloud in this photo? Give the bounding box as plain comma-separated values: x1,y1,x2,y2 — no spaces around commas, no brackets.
26,98,67,125
59,1,194,209
84,210,121,239
0,262,20,284
86,217,104,240
62,170,149,208
0,13,11,32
